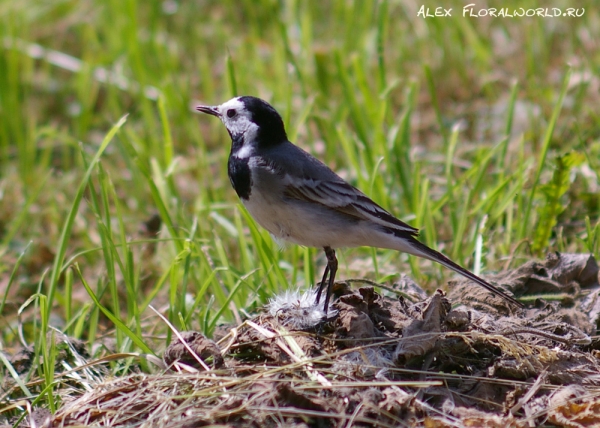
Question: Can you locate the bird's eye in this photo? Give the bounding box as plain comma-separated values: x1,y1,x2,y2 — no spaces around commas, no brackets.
226,109,236,118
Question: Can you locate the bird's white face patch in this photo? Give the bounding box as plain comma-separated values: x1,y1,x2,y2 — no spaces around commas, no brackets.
216,97,258,158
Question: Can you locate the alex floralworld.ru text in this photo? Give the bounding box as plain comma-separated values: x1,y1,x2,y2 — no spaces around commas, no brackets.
418,4,585,18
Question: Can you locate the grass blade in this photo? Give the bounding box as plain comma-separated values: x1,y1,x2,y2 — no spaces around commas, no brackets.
46,115,127,309
519,68,572,240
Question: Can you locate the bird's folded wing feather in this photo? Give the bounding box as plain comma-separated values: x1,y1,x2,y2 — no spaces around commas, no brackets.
282,176,418,236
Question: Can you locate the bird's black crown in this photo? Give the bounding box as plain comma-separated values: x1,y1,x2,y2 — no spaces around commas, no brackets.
239,96,288,146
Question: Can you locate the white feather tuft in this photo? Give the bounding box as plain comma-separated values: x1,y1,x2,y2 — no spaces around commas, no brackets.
267,289,336,329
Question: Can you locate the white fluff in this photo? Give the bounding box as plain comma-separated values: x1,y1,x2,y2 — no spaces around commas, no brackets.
267,289,337,329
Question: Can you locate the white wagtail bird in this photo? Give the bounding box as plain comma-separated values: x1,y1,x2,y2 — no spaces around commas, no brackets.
196,96,523,314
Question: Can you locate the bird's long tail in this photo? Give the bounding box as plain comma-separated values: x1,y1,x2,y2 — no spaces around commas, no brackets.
406,237,523,308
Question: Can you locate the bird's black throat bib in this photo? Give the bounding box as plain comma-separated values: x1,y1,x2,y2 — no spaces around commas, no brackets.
228,155,252,200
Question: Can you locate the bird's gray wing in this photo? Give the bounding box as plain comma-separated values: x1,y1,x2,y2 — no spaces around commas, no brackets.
256,141,418,236
282,175,418,236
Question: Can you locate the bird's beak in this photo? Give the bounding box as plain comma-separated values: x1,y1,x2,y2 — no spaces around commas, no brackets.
196,105,220,117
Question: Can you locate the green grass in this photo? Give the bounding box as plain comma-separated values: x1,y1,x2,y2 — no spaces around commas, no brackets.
1,0,600,419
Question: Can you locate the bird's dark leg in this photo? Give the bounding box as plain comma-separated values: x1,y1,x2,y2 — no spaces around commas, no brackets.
321,247,338,314
315,264,330,304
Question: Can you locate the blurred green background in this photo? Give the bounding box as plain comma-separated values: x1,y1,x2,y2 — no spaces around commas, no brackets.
1,0,599,352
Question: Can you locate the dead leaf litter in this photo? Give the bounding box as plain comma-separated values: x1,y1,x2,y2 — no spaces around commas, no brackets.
3,252,600,427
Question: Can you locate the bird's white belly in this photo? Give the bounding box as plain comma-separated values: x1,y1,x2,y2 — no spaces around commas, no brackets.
242,193,372,249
